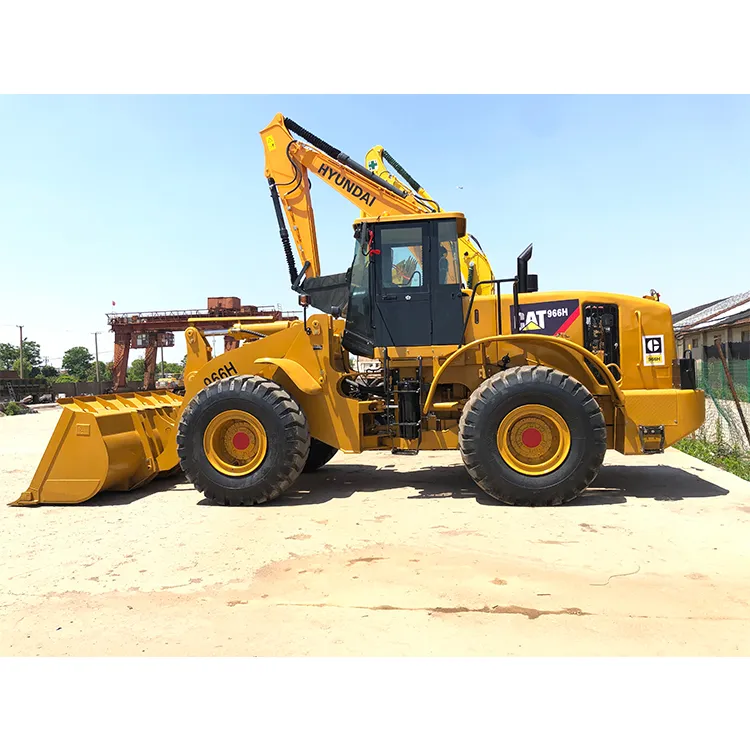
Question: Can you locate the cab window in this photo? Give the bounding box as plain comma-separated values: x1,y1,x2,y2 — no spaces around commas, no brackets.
437,221,460,285
380,226,425,288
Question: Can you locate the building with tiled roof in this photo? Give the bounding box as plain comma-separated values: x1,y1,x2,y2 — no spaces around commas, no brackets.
673,290,750,360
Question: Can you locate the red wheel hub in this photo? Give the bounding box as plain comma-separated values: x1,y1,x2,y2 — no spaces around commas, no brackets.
232,431,251,451
521,427,543,448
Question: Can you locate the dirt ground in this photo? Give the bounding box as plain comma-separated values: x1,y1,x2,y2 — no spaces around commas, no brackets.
1,406,749,656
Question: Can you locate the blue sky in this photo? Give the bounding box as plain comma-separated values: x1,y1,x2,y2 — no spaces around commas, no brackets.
1,95,748,366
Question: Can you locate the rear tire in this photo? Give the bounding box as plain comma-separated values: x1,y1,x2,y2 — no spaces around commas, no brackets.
303,438,338,473
177,375,310,505
459,365,606,506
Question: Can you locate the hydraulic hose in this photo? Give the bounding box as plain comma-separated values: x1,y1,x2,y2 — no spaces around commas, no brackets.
469,234,485,254
284,118,408,199
382,149,422,193
382,148,439,211
268,177,299,286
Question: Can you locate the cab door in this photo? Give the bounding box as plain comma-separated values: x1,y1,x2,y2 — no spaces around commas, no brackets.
373,223,432,348
430,219,465,345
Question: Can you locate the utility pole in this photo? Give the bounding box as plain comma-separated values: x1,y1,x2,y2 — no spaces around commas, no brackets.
93,332,101,390
17,325,23,378
161,346,165,377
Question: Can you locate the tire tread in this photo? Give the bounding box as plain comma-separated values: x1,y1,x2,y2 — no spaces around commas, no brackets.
177,374,310,506
459,366,606,506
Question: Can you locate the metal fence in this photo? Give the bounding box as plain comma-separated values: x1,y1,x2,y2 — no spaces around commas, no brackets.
0,378,50,402
49,381,146,398
1,379,150,402
695,358,750,451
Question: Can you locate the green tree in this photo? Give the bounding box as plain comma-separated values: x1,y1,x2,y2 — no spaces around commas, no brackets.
0,343,17,369
24,340,42,369
127,358,182,382
0,339,42,371
62,346,94,381
0,343,13,369
160,362,183,376
12,359,40,378
52,374,77,383
86,360,113,381
127,358,146,381
41,364,59,378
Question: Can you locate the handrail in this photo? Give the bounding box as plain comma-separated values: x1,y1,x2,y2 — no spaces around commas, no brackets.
459,277,517,345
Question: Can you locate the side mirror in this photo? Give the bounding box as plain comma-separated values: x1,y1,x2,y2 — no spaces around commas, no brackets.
525,274,539,293
517,244,534,293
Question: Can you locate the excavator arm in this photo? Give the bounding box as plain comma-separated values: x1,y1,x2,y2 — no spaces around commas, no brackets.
262,114,424,286
365,144,496,294
261,115,475,293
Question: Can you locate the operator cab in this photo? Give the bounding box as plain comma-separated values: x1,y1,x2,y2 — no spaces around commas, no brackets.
342,214,467,357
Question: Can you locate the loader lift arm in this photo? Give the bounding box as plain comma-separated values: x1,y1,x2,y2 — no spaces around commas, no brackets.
365,144,496,294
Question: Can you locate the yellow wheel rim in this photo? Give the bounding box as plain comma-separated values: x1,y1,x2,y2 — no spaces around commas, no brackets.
202,409,267,477
497,404,571,476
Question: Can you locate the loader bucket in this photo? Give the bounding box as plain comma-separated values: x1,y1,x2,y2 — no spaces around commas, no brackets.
10,390,183,507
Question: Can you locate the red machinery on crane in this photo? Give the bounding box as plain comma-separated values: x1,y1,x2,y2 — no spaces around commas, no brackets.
108,297,298,390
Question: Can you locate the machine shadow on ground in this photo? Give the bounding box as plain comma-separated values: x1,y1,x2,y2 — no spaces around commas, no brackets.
188,461,729,509
82,475,190,506
38,458,729,510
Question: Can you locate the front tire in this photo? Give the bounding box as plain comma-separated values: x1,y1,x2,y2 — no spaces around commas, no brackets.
177,375,310,505
459,366,606,506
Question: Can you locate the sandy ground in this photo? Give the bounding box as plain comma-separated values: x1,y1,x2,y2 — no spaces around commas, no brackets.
1,407,749,656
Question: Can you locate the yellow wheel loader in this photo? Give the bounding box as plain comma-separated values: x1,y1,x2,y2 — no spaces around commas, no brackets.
11,115,705,508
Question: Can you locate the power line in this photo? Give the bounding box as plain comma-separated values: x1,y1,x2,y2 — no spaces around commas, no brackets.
42,349,115,363
0,324,111,335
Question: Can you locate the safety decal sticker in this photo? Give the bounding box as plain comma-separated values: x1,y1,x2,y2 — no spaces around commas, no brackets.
642,334,665,366
510,299,580,336
266,135,276,151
